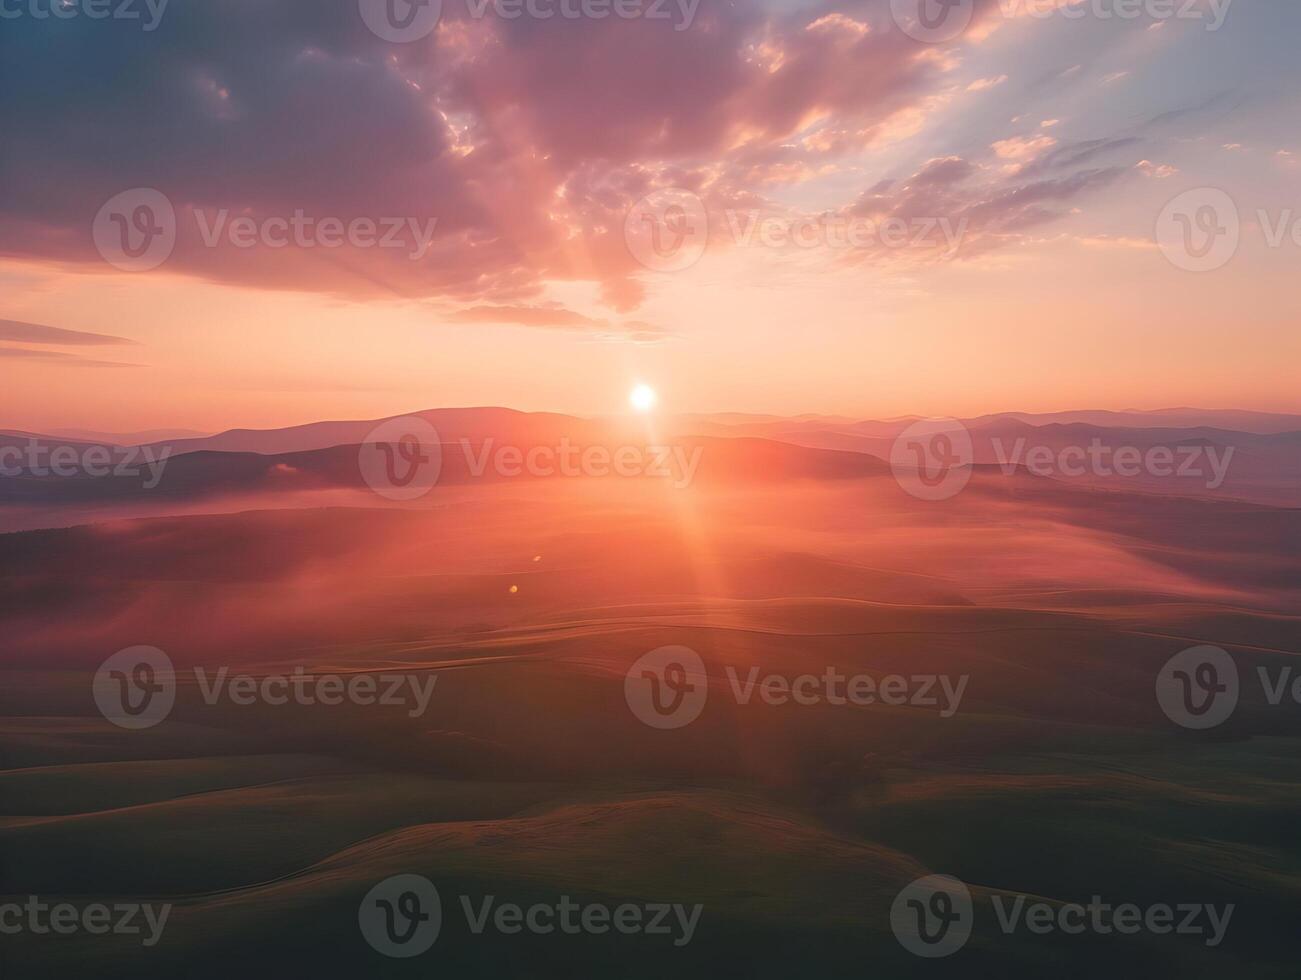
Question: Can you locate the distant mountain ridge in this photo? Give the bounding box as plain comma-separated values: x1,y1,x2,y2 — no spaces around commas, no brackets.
6,407,1300,458
3,406,1298,507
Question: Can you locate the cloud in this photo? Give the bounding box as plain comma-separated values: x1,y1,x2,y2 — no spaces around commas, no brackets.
1142,91,1242,131
1135,160,1178,178
0,0,1157,313
449,305,602,328
1075,235,1158,250
0,319,135,346
992,135,1058,163
836,154,1130,265
963,167,1127,231
0,1,967,312
0,346,141,367
1016,137,1141,177
448,304,671,340
911,157,978,187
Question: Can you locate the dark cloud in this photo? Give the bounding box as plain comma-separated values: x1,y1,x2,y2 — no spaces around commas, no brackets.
1018,138,1142,177
0,0,1126,309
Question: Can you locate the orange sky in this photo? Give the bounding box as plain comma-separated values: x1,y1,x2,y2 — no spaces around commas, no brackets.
3,0,1298,433
4,224,1298,434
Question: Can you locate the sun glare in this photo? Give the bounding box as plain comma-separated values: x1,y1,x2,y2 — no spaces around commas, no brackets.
629,384,657,413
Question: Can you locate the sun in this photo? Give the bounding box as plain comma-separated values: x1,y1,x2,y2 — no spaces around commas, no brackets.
629,384,658,413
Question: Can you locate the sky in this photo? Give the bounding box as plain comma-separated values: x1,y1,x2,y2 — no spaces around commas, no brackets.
1,0,1298,433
